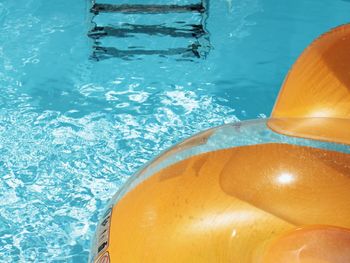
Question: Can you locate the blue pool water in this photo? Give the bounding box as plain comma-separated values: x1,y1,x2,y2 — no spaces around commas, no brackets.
0,0,349,261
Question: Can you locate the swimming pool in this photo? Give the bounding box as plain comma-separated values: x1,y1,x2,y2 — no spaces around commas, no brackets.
0,0,349,261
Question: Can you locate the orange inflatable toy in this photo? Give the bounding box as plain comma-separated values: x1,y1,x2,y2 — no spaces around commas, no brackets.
90,24,350,263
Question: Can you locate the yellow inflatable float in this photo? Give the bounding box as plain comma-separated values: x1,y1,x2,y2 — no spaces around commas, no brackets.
90,24,350,263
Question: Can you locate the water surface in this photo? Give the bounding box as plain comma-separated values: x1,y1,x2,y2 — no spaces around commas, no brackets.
0,0,349,261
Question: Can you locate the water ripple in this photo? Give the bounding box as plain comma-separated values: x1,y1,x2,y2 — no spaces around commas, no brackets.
2,0,349,262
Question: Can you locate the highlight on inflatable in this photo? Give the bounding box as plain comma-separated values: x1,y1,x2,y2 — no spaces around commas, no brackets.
89,24,350,263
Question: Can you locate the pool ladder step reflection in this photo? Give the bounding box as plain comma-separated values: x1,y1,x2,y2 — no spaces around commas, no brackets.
88,0,210,61
90,3,205,14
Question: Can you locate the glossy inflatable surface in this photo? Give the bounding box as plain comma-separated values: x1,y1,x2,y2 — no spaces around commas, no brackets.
90,119,350,263
108,143,350,263
269,24,350,144
90,24,350,263
262,225,350,263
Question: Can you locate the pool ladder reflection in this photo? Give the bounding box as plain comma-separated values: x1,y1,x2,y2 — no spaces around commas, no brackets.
88,0,210,61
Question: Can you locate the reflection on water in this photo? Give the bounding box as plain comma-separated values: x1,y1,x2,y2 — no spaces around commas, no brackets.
91,3,206,14
89,0,211,60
